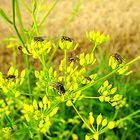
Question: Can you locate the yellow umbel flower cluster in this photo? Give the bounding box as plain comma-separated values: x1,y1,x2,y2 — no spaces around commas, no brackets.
85,113,115,140
98,80,127,109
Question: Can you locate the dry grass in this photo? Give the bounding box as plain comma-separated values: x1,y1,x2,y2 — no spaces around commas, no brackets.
0,0,140,72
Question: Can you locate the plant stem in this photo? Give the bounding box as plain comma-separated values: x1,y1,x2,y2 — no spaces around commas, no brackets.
47,44,58,67
31,0,39,35
12,0,32,95
73,55,140,94
32,13,39,35
72,102,95,134
15,0,25,40
40,54,48,77
100,109,140,134
66,125,77,140
61,1,81,35
38,0,59,27
12,0,25,47
64,50,67,84
116,109,140,124
20,0,31,13
83,96,99,99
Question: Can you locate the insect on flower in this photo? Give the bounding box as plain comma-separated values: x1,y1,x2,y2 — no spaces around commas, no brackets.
84,76,92,81
113,53,124,64
61,36,73,42
33,36,46,42
17,45,31,54
69,56,80,63
52,82,65,94
18,46,22,51
6,75,16,80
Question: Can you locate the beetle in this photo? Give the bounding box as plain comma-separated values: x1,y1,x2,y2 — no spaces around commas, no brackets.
18,45,22,51
113,53,124,64
6,75,16,80
33,36,46,42
69,56,80,63
84,76,92,81
52,82,65,94
61,36,73,42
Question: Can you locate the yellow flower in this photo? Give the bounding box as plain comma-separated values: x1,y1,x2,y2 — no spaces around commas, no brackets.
103,80,109,87
66,100,73,107
39,101,43,109
24,114,30,122
99,96,104,102
39,120,44,128
49,107,59,117
102,118,108,127
108,121,115,129
89,112,94,125
93,131,99,140
72,133,78,140
85,135,90,140
42,95,48,105
15,91,21,97
96,114,102,126
33,99,38,110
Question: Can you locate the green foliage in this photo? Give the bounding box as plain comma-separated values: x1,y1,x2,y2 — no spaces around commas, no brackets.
0,0,140,140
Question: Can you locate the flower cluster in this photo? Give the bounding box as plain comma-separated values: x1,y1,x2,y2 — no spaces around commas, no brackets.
0,66,25,94
0,30,135,139
22,40,51,59
21,95,58,135
58,38,78,51
98,80,127,109
79,53,96,66
109,54,132,75
86,31,109,51
85,113,115,140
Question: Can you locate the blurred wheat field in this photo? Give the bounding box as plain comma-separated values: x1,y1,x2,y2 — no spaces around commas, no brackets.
0,0,140,72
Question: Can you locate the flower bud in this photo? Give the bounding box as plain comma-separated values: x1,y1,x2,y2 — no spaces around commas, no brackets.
102,118,107,127
96,114,102,126
108,121,115,129
89,112,94,125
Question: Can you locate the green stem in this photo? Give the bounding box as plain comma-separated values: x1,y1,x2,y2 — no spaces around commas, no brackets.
73,55,140,94
128,118,140,129
20,0,31,13
83,96,99,99
12,47,16,67
47,45,58,66
72,102,95,134
113,109,119,120
92,44,97,53
32,12,39,35
12,0,32,95
66,125,77,140
25,54,32,96
100,109,140,134
116,109,140,124
15,0,25,40
64,50,67,84
31,0,39,35
40,54,48,77
12,0,25,47
38,0,59,27
61,1,81,35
